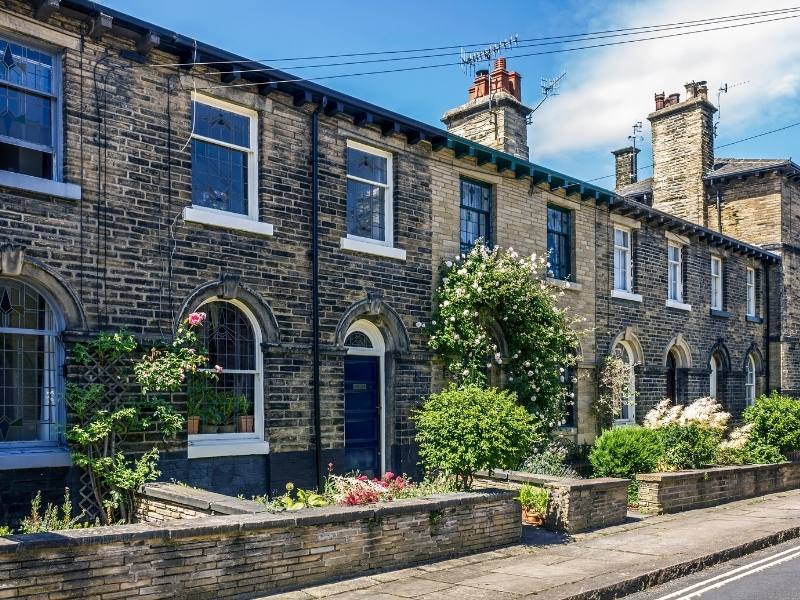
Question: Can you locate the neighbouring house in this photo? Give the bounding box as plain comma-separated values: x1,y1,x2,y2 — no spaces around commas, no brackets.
0,1,780,523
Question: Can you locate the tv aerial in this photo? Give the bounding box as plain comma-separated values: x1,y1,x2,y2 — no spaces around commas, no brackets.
526,71,566,124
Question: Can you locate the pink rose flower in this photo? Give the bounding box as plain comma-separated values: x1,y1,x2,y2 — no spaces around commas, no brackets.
187,312,206,326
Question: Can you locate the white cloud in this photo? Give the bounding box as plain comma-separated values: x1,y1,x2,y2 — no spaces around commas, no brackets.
531,1,800,160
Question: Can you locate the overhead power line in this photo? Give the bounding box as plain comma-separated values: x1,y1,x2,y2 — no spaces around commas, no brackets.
188,12,800,92
147,6,800,69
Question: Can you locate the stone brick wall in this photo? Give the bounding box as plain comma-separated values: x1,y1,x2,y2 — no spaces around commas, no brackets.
442,93,530,160
0,489,519,599
135,482,269,523
595,208,771,420
636,462,800,514
475,470,629,533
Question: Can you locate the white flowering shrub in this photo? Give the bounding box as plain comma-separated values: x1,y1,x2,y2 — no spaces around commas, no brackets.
427,243,580,430
643,397,731,430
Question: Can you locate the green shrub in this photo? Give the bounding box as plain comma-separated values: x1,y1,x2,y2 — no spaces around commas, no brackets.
743,392,800,455
19,489,87,534
589,426,663,478
744,440,785,464
627,480,640,506
413,385,537,489
0,525,12,536
657,424,722,470
517,483,548,513
518,439,580,478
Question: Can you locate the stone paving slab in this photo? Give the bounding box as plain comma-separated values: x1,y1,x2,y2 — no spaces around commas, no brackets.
259,489,800,599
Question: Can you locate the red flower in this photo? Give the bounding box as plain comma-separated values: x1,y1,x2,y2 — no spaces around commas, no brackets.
187,312,206,326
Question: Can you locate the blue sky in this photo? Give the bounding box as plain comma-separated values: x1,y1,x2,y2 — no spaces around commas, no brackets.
102,1,800,187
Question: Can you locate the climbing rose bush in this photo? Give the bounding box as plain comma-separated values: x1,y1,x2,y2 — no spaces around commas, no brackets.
427,243,581,429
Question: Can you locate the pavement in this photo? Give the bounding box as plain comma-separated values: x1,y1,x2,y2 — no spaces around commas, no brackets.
260,489,800,600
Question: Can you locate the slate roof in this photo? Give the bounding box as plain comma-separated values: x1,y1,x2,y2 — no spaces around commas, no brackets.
707,158,796,180
617,177,653,199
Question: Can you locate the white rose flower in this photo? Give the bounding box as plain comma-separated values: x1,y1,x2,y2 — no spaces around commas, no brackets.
445,261,453,267
527,370,534,377
415,322,423,328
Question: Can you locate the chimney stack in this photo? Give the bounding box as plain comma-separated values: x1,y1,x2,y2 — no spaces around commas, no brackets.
647,79,717,225
611,146,641,190
442,57,531,160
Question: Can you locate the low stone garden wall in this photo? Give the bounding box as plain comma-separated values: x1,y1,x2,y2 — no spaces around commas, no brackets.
0,488,519,599
135,482,270,522
475,470,629,533
636,461,800,514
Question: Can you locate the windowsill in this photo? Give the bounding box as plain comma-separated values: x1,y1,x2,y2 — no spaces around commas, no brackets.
187,438,270,459
666,299,692,311
547,277,582,291
183,206,274,237
339,236,407,260
611,289,643,302
0,446,72,470
746,315,764,324
0,170,81,201
613,420,636,427
710,309,731,318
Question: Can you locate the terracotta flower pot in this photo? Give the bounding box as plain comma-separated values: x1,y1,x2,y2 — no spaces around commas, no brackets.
238,415,254,433
220,424,235,434
201,424,219,434
187,416,200,435
521,508,544,526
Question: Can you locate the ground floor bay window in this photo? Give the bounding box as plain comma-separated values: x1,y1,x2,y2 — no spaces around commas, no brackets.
187,298,267,459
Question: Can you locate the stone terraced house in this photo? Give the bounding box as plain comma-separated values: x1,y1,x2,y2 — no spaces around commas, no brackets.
0,1,784,522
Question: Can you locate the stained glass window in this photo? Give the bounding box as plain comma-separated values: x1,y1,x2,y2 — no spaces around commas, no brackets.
191,99,255,216
0,279,61,444
345,331,373,349
346,146,390,242
460,178,492,254
191,302,259,436
0,37,57,179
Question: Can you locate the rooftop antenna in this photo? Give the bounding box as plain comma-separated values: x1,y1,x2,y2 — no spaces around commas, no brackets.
527,70,566,123
715,80,750,138
459,35,519,125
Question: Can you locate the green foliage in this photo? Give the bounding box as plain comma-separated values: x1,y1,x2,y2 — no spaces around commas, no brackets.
0,525,12,536
413,385,537,489
19,489,88,534
428,243,580,430
90,330,138,361
589,426,663,479
718,439,785,466
518,439,580,478
517,483,548,513
656,424,722,470
743,392,800,455
594,355,636,428
257,483,331,512
627,480,640,506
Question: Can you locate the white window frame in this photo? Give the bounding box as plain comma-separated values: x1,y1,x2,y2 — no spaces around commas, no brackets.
187,297,269,459
183,93,273,237
745,354,756,406
710,256,723,311
614,342,637,425
340,139,405,260
666,240,691,310
344,320,387,475
709,355,718,400
613,226,633,293
746,267,757,317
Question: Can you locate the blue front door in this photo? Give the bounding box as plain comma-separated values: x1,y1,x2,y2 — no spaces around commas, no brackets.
344,355,380,477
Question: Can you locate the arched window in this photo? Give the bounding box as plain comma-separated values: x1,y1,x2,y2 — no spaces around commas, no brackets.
0,279,62,444
709,355,718,400
666,350,677,403
614,342,636,424
745,354,757,406
189,299,264,451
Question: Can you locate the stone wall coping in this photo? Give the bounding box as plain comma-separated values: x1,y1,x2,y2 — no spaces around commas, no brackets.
478,470,629,491
636,462,794,482
0,488,516,554
138,482,269,515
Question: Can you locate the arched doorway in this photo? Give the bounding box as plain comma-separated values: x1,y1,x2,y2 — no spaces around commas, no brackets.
614,341,637,424
745,354,757,406
666,350,677,403
709,354,719,400
343,320,385,476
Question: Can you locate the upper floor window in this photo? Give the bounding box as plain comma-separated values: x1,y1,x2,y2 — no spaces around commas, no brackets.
460,178,491,254
668,242,683,302
191,95,257,218
710,256,723,310
346,141,393,244
547,206,572,281
0,37,59,180
0,279,62,445
613,227,632,292
746,267,757,316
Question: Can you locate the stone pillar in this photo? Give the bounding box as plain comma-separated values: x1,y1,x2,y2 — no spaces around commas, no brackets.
611,146,640,189
648,81,716,225
441,57,532,160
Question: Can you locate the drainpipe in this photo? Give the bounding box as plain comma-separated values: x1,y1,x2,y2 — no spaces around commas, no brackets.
311,97,327,491
764,264,771,393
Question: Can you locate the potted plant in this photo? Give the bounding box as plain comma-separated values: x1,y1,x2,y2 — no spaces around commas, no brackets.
236,394,254,433
217,392,236,434
186,377,209,435
201,403,220,435
517,483,549,526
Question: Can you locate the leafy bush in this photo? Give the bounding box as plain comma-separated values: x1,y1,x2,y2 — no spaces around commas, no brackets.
743,392,800,455
0,525,12,536
627,480,640,506
518,439,580,478
716,423,784,466
657,424,722,470
413,385,537,489
19,489,87,534
517,484,548,514
589,426,663,479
